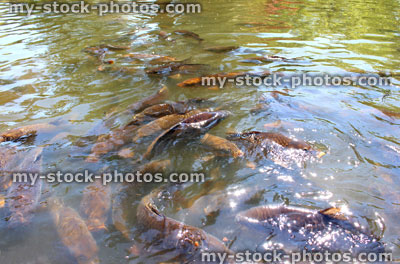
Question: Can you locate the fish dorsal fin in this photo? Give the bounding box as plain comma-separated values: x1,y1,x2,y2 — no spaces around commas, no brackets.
319,207,347,221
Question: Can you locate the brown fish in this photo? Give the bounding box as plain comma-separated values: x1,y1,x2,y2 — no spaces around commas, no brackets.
80,178,111,232
236,205,386,256
7,147,43,227
146,62,207,76
0,147,16,192
149,56,178,65
158,30,175,42
204,46,238,52
200,134,243,158
127,102,186,126
132,109,202,143
381,109,400,119
138,159,171,174
97,66,138,74
127,99,207,126
174,30,203,41
0,123,56,143
99,44,130,50
49,198,99,264
143,111,230,159
104,86,169,128
119,53,161,59
227,131,312,151
86,125,138,163
111,184,131,239
136,191,234,263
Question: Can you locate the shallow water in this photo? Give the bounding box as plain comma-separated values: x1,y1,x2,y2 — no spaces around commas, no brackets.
0,0,399,263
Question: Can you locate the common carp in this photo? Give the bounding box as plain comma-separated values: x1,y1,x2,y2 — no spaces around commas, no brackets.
111,184,131,239
158,30,174,42
6,147,43,227
80,178,111,231
174,30,203,41
0,123,56,143
200,134,243,158
104,86,169,128
204,46,239,52
227,131,324,168
146,62,208,76
136,191,234,263
236,205,386,256
49,197,99,264
126,99,207,126
227,131,312,151
0,147,17,192
132,109,203,143
86,124,138,163
138,159,171,174
144,111,230,159
84,44,130,54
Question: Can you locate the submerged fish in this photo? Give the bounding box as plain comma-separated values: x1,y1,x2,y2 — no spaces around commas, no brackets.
236,205,386,256
7,147,43,227
144,111,230,159
146,62,207,76
49,198,99,264
111,184,131,239
104,86,169,128
126,99,206,127
0,123,56,143
0,147,17,191
136,191,233,263
174,30,203,41
86,124,138,163
80,178,111,231
227,131,324,168
158,30,174,42
227,131,312,151
204,46,239,52
138,159,171,174
200,134,243,158
132,109,203,143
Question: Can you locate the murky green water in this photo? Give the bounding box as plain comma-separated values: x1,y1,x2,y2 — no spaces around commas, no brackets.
0,0,399,263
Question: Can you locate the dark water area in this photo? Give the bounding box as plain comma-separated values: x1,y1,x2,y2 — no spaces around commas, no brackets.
0,0,399,263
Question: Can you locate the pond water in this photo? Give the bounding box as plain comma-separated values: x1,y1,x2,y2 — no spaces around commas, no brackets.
0,0,399,263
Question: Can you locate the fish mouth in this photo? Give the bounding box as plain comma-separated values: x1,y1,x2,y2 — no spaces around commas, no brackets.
181,110,230,130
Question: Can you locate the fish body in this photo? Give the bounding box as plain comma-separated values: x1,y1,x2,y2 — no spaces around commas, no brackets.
49,198,99,264
80,179,111,231
227,131,311,151
146,62,207,75
236,205,386,256
174,30,203,41
200,134,243,158
204,46,238,52
104,86,169,128
136,192,233,263
7,147,43,227
132,109,203,143
86,124,138,163
144,111,230,159
0,123,56,143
